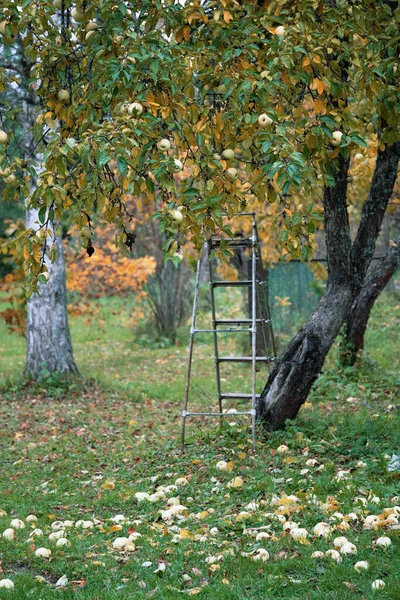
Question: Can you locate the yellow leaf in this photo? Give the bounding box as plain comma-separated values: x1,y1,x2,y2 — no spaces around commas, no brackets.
228,476,244,489
226,461,235,471
109,525,122,532
222,578,230,584
209,563,220,571
129,419,136,426
198,511,208,520
314,98,326,115
103,480,115,490
311,78,325,95
179,529,192,539
328,147,341,159
283,456,299,465
223,10,233,23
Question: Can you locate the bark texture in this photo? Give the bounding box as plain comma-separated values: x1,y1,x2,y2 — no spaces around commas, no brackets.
257,142,400,431
25,211,78,377
341,233,400,365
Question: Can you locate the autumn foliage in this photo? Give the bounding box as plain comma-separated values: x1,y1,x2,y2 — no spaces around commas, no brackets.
0,223,156,334
67,225,155,299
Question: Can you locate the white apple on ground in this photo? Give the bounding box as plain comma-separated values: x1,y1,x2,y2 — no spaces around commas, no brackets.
371,580,385,590
26,515,37,523
170,209,183,223
0,130,8,145
58,89,70,103
2,528,16,540
375,536,391,547
222,149,235,159
331,130,343,146
157,139,171,152
226,167,238,181
35,547,51,557
275,26,285,37
127,102,143,116
354,561,369,572
258,114,273,128
0,580,14,590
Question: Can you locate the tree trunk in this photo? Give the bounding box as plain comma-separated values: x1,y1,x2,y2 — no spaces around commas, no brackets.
16,48,78,379
340,233,400,366
25,210,78,377
256,282,354,430
257,139,399,430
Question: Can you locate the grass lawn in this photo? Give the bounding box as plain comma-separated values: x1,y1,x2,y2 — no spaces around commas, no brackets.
0,289,399,599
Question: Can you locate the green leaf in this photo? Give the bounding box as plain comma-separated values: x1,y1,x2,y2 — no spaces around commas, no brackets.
117,156,128,176
349,134,367,148
38,206,47,225
98,149,111,169
146,177,155,193
38,274,48,285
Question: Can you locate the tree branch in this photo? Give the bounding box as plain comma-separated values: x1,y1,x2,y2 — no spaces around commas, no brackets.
323,154,352,285
351,142,400,286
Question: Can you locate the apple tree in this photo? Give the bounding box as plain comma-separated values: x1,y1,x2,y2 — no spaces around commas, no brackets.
0,0,399,427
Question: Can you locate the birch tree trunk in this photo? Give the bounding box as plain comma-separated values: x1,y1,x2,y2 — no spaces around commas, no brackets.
25,212,78,377
19,51,78,378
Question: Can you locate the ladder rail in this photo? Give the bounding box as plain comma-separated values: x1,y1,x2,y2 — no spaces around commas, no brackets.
254,227,278,359
208,242,223,422
180,253,202,452
250,218,257,452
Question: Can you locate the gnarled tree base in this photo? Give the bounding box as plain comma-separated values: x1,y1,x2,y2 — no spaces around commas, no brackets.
257,284,353,430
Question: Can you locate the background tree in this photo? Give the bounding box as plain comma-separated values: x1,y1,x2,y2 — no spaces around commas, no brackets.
1,1,399,425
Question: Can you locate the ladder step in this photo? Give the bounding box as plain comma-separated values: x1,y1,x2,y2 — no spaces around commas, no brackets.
218,356,274,363
215,319,271,325
184,411,253,417
212,280,252,287
193,328,251,334
220,393,261,399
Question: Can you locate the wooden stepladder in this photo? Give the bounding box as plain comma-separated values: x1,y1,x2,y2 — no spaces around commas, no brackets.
180,213,277,452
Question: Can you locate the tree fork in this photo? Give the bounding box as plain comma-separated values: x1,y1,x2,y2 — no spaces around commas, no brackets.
257,143,400,431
